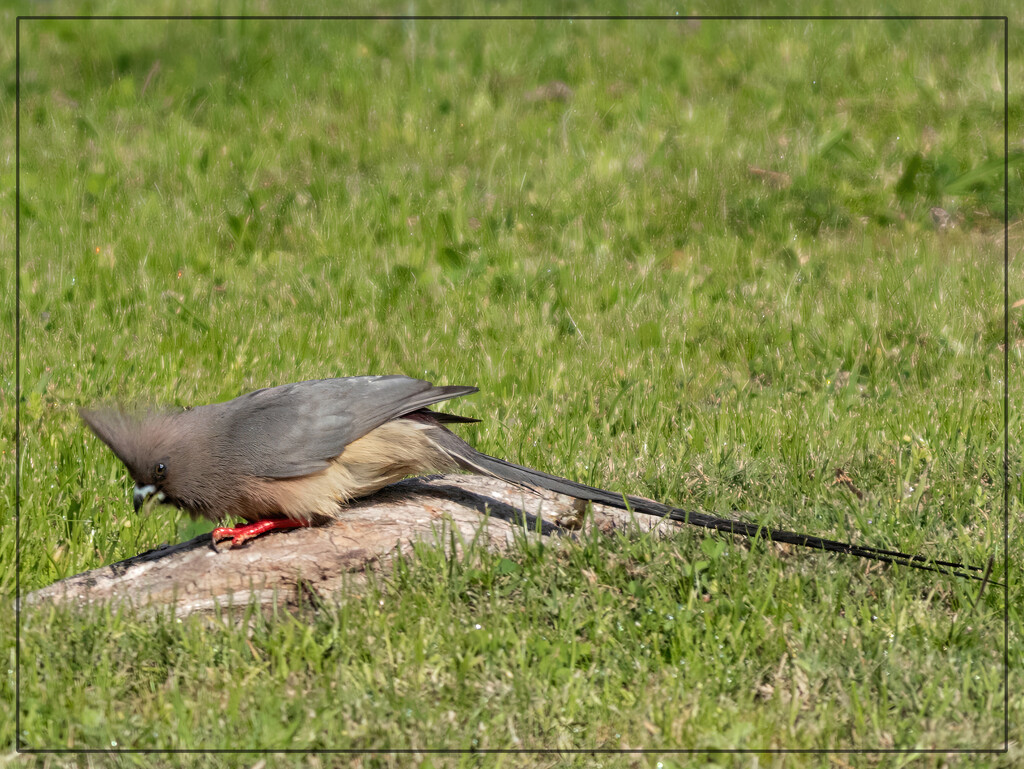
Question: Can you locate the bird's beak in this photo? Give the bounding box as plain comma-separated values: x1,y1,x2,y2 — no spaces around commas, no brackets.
133,484,165,512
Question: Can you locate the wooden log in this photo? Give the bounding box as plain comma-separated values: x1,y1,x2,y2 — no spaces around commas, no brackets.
23,474,677,617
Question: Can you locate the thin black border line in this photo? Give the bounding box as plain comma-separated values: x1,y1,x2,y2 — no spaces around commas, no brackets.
1003,14,1010,756
10,14,1015,21
14,13,1007,757
14,12,21,761
10,748,1013,756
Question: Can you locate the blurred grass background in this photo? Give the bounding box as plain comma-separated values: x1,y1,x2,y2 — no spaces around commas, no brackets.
2,1,1019,763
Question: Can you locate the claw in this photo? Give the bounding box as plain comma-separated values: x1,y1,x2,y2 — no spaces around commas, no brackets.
211,518,309,548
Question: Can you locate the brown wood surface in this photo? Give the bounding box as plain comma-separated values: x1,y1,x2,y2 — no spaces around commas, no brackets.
24,474,677,617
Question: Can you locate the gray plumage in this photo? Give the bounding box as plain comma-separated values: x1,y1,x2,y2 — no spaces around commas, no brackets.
209,376,476,478
79,376,476,521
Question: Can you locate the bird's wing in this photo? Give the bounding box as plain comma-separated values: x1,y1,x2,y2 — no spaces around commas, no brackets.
211,376,478,478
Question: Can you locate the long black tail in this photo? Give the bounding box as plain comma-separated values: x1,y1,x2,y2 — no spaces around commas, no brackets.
432,432,989,583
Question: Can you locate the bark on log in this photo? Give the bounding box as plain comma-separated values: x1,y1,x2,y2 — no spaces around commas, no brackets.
24,474,678,618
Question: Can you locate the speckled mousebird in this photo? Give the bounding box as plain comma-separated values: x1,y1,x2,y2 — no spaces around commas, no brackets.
79,375,986,580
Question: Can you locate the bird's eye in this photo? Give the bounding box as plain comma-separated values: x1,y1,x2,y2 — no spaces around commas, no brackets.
154,462,167,481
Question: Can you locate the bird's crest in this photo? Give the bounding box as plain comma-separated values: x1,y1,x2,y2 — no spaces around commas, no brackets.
78,407,183,480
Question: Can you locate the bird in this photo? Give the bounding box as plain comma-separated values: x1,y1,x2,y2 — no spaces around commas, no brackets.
79,375,986,581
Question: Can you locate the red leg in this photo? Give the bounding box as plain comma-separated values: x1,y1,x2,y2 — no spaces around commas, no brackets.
212,518,310,548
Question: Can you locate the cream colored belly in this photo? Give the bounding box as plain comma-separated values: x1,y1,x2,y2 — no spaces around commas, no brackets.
242,419,457,522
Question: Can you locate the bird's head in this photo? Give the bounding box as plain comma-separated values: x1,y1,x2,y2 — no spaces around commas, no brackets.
79,407,205,514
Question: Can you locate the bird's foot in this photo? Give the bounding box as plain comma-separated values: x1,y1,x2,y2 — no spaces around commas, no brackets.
212,518,310,548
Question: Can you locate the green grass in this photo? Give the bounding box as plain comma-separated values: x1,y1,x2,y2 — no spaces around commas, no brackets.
2,2,1020,765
